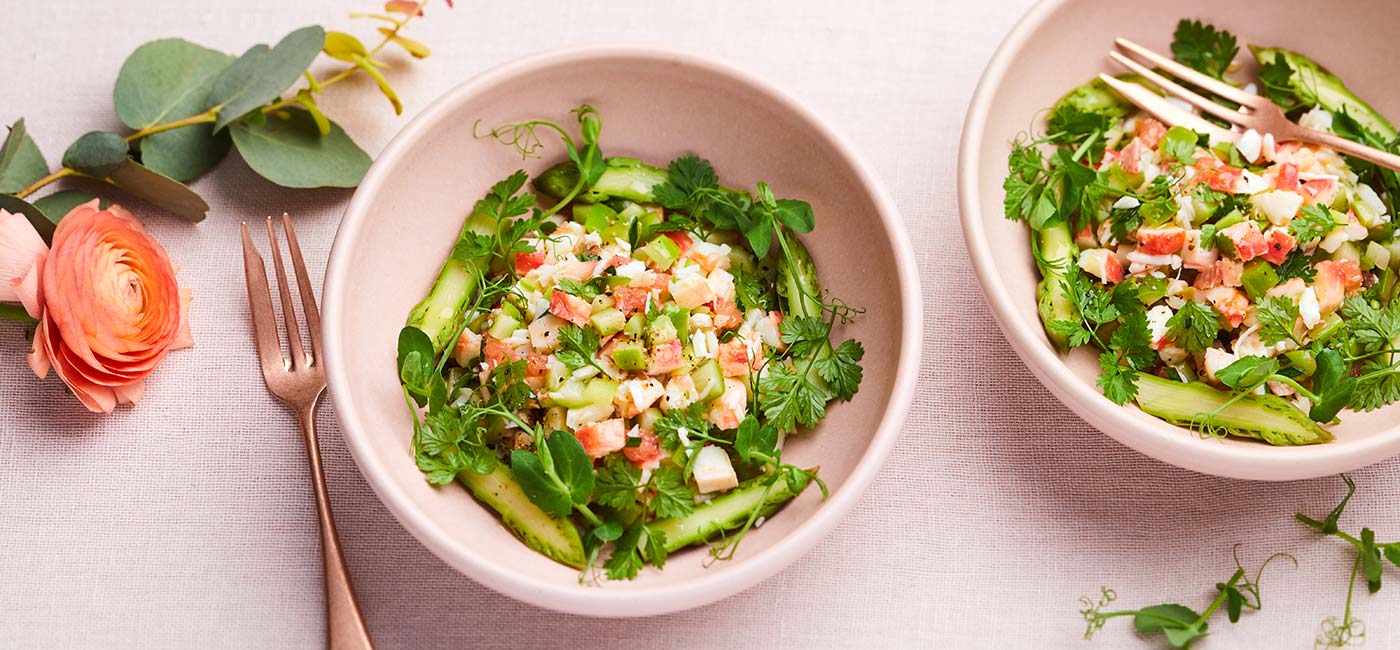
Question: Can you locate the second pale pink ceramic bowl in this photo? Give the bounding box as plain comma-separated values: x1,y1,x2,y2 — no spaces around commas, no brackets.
322,46,920,616
959,0,1400,480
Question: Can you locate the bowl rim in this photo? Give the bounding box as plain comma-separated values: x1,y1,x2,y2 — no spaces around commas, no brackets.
957,0,1400,480
323,43,923,616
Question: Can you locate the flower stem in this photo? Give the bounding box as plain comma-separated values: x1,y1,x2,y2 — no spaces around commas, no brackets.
123,111,219,142
15,167,75,199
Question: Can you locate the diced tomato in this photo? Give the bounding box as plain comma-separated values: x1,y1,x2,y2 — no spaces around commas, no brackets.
1206,287,1250,328
513,250,546,275
549,290,592,327
648,339,684,374
717,339,751,377
1314,259,1363,313
1261,228,1296,265
663,231,693,254
1220,221,1268,262
574,419,627,459
483,336,519,369
1118,137,1145,174
612,286,649,317
1134,118,1168,148
1273,163,1299,190
1136,226,1186,256
622,427,663,469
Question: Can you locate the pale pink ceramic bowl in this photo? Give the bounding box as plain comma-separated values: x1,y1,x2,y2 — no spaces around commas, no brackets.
322,46,920,616
960,0,1400,480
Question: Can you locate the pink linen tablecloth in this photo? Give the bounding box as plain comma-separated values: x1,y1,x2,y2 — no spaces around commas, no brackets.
3,0,1398,647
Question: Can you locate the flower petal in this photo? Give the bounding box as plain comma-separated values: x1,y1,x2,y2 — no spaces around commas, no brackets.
12,251,44,318
0,208,49,303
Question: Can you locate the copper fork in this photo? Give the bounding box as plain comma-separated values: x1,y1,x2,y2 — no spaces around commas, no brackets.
241,215,374,650
1098,37,1400,172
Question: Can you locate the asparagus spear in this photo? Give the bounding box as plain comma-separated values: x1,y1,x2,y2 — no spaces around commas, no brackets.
1249,46,1397,140
650,470,811,553
1135,373,1333,446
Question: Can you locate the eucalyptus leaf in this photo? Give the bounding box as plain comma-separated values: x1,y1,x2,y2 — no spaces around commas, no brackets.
115,39,236,181
0,193,56,242
0,302,37,323
62,131,129,177
104,160,209,222
207,26,326,132
0,119,48,194
230,108,370,188
322,31,368,62
33,190,103,227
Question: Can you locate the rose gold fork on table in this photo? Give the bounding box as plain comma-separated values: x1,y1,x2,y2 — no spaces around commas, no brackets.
1098,37,1400,172
242,215,375,650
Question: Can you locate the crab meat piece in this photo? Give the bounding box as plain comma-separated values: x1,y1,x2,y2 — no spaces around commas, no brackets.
1206,287,1250,328
661,373,698,412
705,378,749,431
1313,259,1363,314
1271,162,1299,190
527,314,567,353
1117,137,1146,174
451,328,483,367
717,339,752,377
1181,230,1219,270
1254,190,1305,227
574,419,627,458
1078,248,1123,284
1219,221,1269,262
1202,347,1238,384
692,445,740,494
669,274,715,309
1134,118,1167,148
648,339,685,375
549,290,593,327
707,267,737,303
1136,226,1187,256
1261,228,1296,265
622,426,663,469
615,378,665,417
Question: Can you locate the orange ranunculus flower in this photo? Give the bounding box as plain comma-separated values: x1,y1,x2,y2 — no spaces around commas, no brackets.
8,201,192,412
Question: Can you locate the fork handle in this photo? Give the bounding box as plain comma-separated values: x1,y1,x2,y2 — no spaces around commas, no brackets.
1288,127,1400,173
296,404,375,650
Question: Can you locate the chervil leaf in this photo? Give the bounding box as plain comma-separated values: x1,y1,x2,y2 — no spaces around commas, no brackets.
648,465,695,519
603,524,644,580
640,525,668,569
594,455,642,510
1342,297,1400,354
759,362,828,431
815,339,864,401
734,416,778,465
1048,319,1094,348
1170,19,1238,79
1255,296,1300,346
1096,353,1139,405
1165,301,1221,354
1290,205,1339,243
556,324,602,372
779,316,831,357
1276,251,1317,283
1111,307,1156,370
1352,355,1400,411
653,403,711,451
668,153,718,194
733,266,774,312
1256,52,1298,110
451,231,494,262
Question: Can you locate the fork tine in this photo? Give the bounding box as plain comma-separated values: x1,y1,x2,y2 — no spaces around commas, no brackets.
241,222,288,375
1097,74,1237,144
265,217,309,370
279,214,322,363
1108,51,1247,126
1114,38,1261,108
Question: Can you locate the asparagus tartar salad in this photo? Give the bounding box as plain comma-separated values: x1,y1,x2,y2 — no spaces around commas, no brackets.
395,106,864,579
1005,20,1400,445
